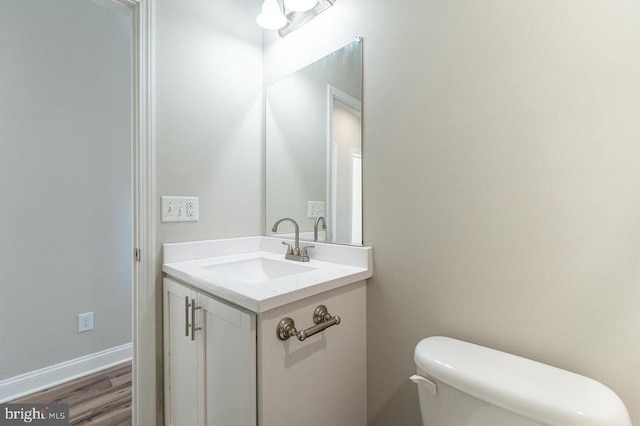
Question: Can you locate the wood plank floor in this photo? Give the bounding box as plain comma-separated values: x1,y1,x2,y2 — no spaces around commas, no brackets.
11,362,132,425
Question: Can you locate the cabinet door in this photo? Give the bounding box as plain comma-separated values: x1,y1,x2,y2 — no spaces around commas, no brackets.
163,278,200,426
197,293,256,426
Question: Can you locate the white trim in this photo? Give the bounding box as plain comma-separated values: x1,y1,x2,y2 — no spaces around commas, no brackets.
330,142,338,239
350,148,362,245
0,344,132,403
327,85,361,118
130,0,155,425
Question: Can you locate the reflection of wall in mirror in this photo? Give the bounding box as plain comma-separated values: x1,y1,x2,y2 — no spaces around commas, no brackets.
266,73,326,235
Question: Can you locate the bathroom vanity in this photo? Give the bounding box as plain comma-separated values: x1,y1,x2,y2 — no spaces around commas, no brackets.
162,236,372,426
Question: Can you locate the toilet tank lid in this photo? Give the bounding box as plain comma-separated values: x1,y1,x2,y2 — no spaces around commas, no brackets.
414,337,631,426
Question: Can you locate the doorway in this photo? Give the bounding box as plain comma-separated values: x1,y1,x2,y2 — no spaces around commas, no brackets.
0,0,137,421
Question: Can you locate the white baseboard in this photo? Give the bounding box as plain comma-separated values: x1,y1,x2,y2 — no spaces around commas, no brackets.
0,343,132,403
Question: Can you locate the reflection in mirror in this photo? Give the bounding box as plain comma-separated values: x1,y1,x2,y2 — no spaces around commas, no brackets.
266,39,363,246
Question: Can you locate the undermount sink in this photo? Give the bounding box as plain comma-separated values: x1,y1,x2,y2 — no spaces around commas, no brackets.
201,257,316,284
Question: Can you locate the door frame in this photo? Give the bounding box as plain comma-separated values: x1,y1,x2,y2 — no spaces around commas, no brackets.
112,0,155,424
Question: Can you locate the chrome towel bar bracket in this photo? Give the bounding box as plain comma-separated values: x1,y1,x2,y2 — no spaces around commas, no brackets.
276,305,341,341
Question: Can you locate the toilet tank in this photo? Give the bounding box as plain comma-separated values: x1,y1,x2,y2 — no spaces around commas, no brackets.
412,337,631,426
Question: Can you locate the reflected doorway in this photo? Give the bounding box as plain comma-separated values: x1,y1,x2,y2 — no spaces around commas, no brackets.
327,86,362,245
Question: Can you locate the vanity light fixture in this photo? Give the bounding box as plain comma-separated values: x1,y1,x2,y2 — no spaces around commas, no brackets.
256,0,287,30
256,0,336,36
284,0,317,12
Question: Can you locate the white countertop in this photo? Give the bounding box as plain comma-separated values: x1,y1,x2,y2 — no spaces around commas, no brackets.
162,236,373,313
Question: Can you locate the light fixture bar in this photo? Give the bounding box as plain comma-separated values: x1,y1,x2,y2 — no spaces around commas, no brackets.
278,0,336,37
284,0,317,12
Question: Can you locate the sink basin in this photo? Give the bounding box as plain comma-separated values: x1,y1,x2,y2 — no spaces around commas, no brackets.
201,257,315,284
162,237,372,312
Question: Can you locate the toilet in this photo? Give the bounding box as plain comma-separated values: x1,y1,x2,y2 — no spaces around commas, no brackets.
411,336,632,426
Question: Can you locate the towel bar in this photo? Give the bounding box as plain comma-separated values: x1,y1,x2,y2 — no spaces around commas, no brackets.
276,305,341,341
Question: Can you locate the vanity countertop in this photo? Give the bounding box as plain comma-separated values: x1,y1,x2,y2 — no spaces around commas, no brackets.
162,236,373,313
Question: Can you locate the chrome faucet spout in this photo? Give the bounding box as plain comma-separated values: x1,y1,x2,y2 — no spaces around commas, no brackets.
313,216,327,242
272,217,312,262
271,217,300,254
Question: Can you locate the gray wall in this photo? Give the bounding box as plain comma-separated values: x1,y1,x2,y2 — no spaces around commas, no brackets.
264,1,640,424
156,0,263,246
0,0,132,378
154,0,263,421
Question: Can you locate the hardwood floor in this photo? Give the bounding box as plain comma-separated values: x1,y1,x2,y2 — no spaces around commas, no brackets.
11,362,132,425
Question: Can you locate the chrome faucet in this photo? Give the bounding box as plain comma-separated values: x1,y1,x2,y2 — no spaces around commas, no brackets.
271,217,313,262
314,216,326,242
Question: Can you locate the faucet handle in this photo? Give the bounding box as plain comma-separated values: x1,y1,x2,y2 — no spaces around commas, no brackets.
281,241,294,255
301,245,314,257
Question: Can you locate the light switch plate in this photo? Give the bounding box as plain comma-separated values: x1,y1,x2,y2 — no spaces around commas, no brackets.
162,196,199,222
307,201,325,218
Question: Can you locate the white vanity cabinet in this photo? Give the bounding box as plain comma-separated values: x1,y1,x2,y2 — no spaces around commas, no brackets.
162,236,372,426
163,278,256,426
163,277,367,426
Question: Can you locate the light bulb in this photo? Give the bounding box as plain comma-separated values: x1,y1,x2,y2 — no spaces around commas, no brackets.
256,0,287,30
284,0,317,12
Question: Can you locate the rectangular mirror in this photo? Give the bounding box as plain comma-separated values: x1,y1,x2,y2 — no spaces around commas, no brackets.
265,39,363,245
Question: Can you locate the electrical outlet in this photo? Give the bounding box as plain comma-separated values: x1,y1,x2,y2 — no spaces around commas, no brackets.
187,199,196,217
78,312,94,333
307,201,325,218
161,196,199,222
